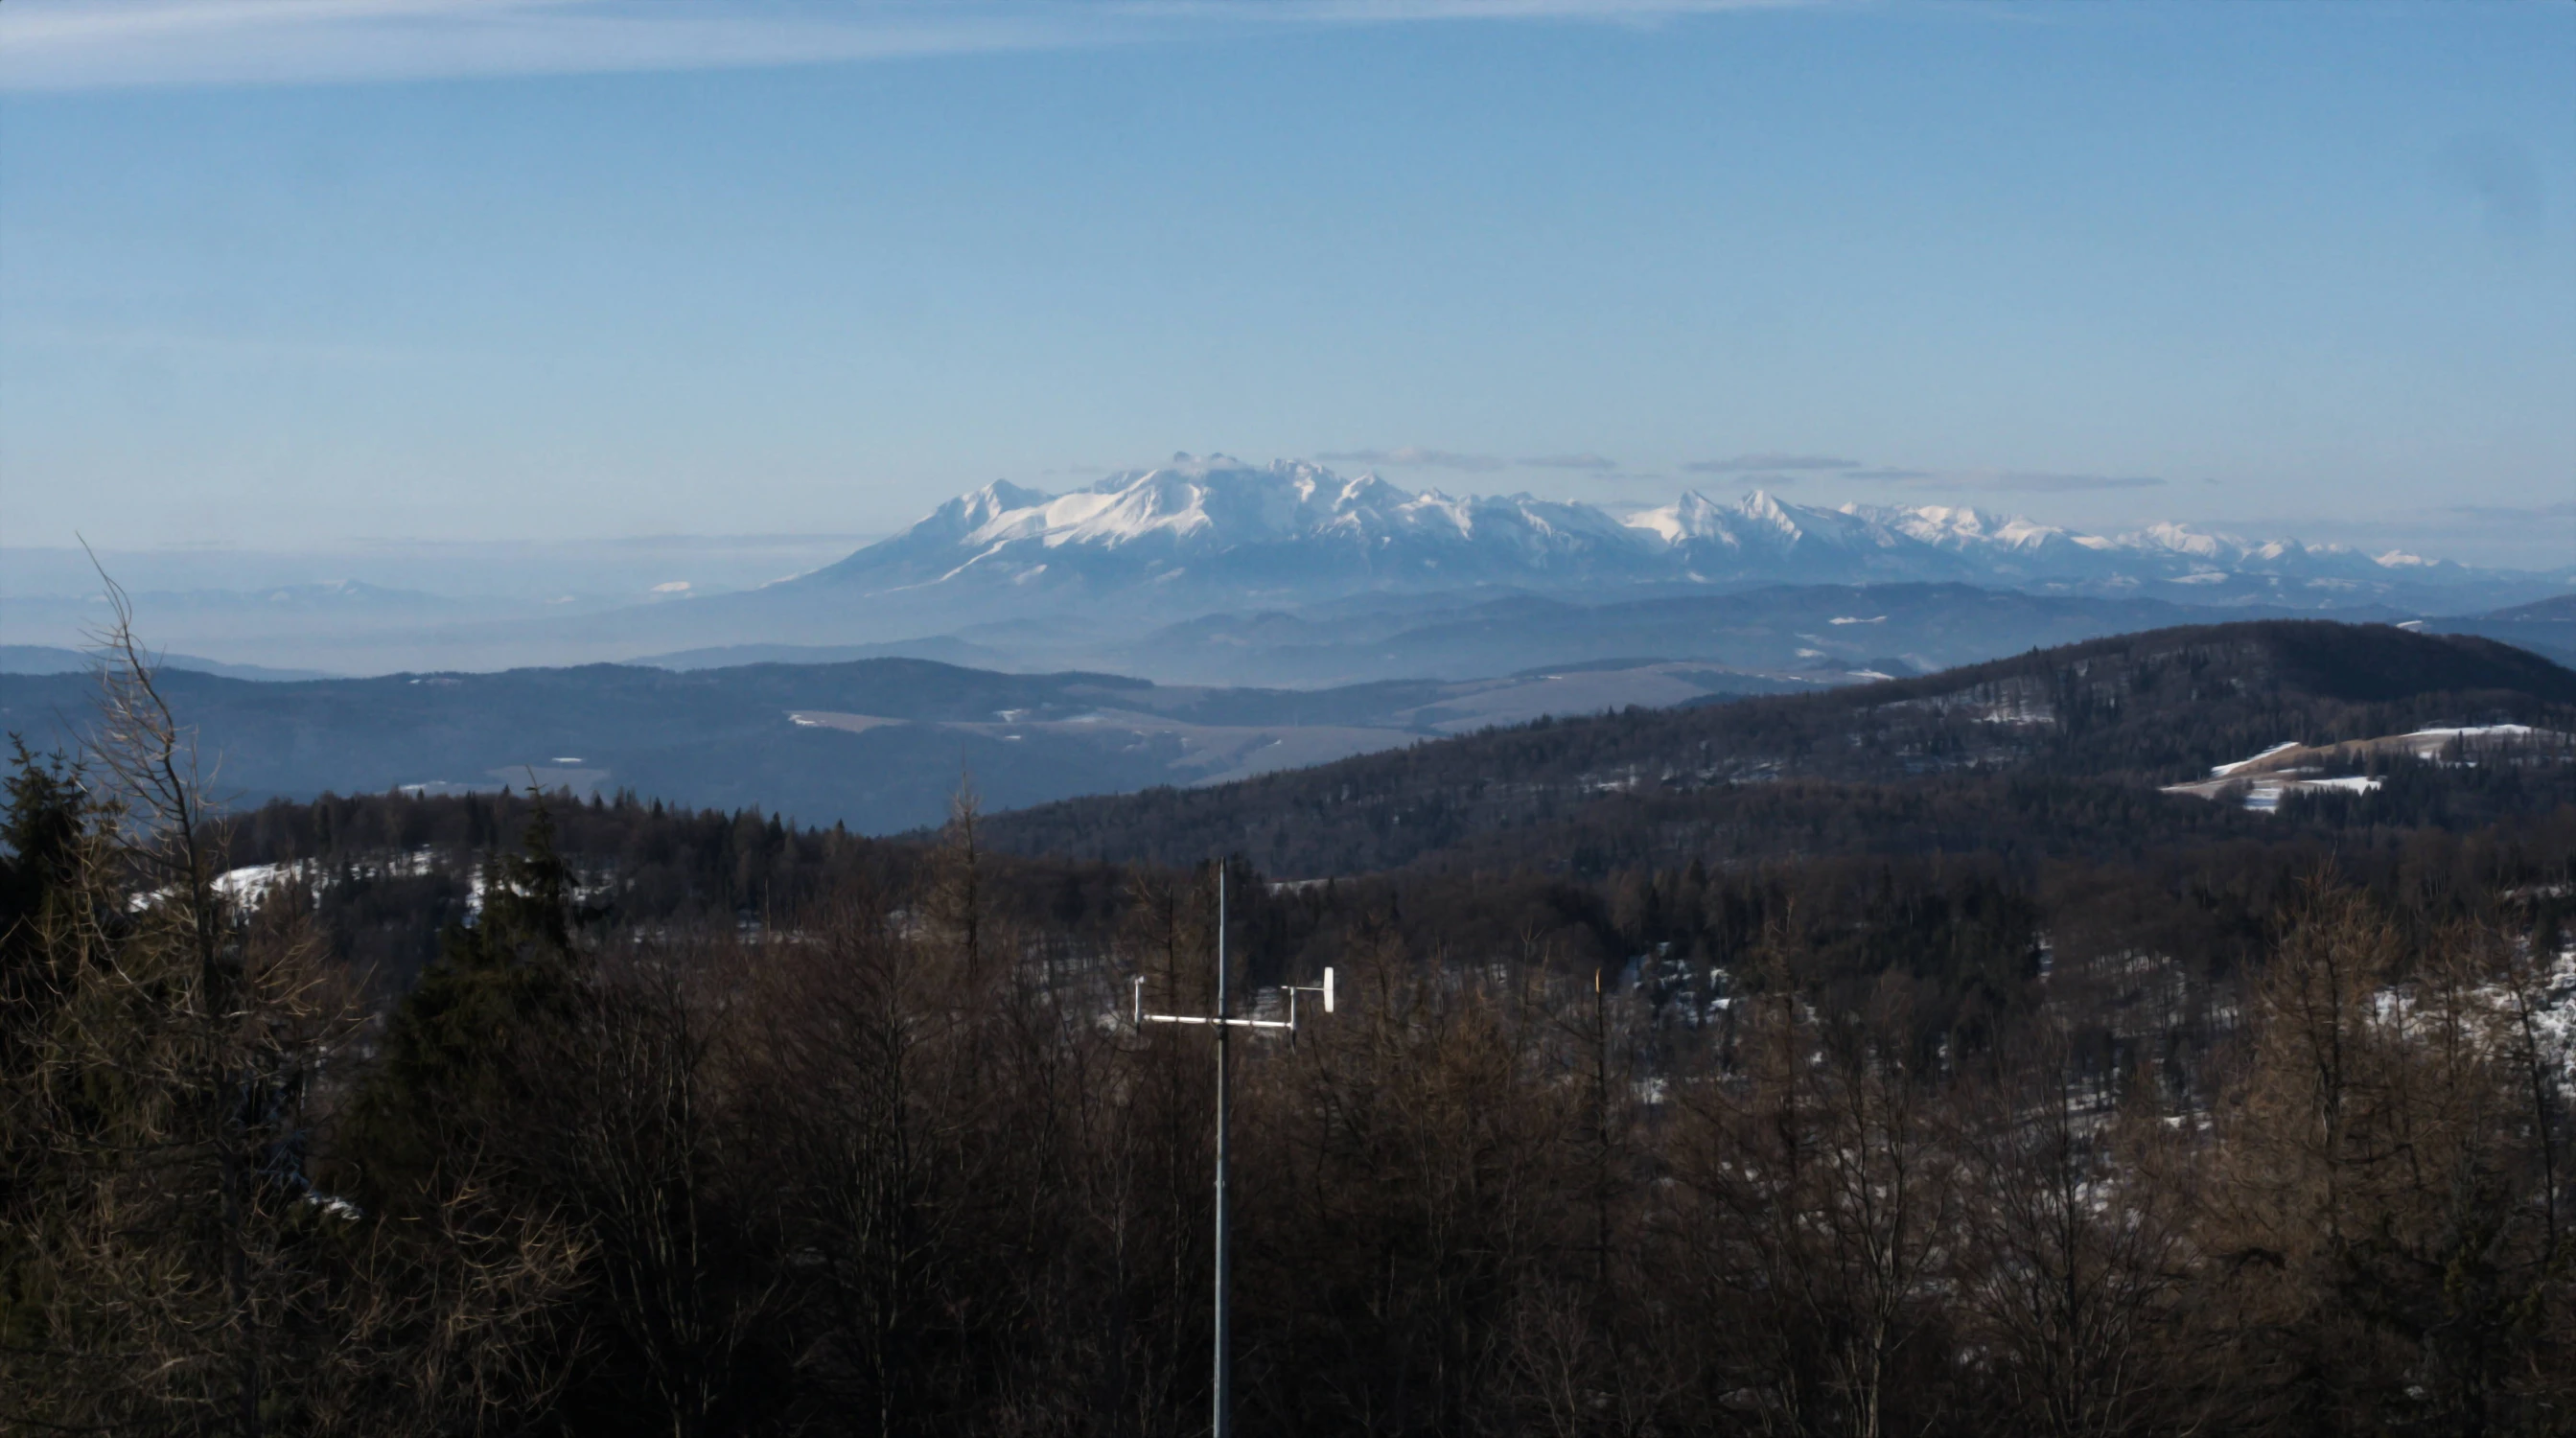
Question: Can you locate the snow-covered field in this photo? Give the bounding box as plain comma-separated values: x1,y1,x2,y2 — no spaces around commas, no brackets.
2166,726,2576,811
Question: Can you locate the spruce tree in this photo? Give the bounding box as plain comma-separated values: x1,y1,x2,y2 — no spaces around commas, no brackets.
339,794,582,1212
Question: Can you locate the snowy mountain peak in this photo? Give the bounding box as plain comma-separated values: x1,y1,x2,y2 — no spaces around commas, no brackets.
941,479,1047,524
1848,503,2080,556
2129,522,2237,560
1624,489,1873,553
1624,490,1726,545
1739,488,1798,529
796,455,2539,620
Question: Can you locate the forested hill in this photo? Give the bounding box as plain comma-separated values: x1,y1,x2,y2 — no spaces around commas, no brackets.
978,620,2576,875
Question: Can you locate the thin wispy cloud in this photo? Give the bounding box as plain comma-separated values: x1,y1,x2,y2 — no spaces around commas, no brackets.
1148,0,1792,18
1517,452,1619,472
9,321,451,369
1318,446,1509,473
1828,464,2165,494
1677,460,2166,494
0,2,1048,91
1961,471,2166,494
1682,453,1861,474
1317,448,2170,495
2444,500,2576,521
0,0,1805,91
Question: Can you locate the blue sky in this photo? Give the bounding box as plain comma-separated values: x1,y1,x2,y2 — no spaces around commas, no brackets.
3,0,2569,566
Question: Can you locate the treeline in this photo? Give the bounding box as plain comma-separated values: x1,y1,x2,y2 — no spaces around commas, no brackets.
5,658,2575,1435
210,786,1136,995
197,779,2576,1032
984,752,2576,886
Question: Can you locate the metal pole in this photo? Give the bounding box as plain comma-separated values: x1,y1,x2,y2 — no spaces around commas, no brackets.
1213,865,1232,1438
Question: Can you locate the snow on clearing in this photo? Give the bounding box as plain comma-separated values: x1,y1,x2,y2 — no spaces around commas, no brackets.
2404,724,2535,745
2213,741,2301,777
212,862,299,906
2175,724,2571,811
132,847,476,916
195,847,612,923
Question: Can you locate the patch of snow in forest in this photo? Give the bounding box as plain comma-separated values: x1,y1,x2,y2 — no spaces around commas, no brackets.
2239,774,2381,811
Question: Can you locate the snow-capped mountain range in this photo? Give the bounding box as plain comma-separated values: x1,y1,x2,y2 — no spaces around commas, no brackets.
7,453,2547,679
787,452,2518,618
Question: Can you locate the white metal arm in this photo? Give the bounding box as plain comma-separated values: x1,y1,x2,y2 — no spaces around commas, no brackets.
1132,968,1334,1031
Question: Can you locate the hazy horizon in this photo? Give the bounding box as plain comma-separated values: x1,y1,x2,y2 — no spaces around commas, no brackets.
4,457,2570,612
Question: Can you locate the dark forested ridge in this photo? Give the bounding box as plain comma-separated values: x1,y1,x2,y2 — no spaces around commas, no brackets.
6,617,2574,1435
981,620,2576,873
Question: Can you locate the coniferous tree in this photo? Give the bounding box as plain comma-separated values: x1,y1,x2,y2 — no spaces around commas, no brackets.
338,795,581,1213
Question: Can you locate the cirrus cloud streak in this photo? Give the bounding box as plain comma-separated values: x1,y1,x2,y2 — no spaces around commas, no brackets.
1682,452,1861,474
0,0,1813,91
1316,446,1508,473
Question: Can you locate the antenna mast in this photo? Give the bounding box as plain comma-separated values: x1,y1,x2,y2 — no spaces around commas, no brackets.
1131,863,1336,1438
1213,867,1231,1438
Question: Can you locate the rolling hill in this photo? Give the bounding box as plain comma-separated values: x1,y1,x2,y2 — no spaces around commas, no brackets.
977,621,2576,875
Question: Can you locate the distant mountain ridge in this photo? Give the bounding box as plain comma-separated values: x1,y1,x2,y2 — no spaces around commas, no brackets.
2428,592,2576,668
0,644,337,684
783,454,2549,627
799,458,1644,600
0,653,1803,834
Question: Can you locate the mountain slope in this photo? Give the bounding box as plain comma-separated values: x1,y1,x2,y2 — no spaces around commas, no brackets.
2429,592,2576,668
